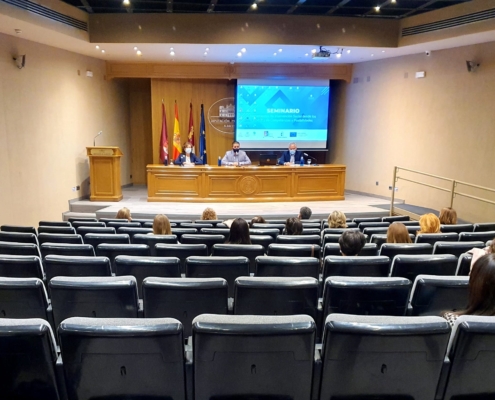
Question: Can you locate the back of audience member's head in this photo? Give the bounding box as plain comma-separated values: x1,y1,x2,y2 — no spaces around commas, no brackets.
455,254,495,317
338,230,366,256
418,213,441,234
285,217,303,235
299,206,312,220
386,222,412,244
116,207,132,221
328,210,347,228
249,216,266,227
439,207,457,225
153,214,171,235
201,207,217,221
490,239,495,254
226,218,251,244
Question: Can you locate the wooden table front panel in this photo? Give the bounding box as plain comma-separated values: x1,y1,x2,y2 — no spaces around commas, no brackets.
147,165,346,202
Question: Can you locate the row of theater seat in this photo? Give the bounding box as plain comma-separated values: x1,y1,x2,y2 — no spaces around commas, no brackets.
2,313,494,400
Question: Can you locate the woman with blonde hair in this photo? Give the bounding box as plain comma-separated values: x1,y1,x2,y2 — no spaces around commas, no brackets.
116,207,132,221
201,207,217,221
386,222,412,243
328,210,347,228
417,213,441,234
439,207,457,225
152,214,172,235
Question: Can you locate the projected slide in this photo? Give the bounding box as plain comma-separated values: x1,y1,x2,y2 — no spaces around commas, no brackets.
236,79,330,149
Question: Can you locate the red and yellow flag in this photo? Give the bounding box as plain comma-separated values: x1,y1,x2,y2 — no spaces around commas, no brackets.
172,102,182,160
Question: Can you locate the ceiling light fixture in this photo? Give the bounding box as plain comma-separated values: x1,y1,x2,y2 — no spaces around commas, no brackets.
311,48,317,54
241,48,246,53
170,47,174,51
95,45,100,49
133,46,138,51
123,0,130,6
305,53,309,56
273,52,277,56
391,0,396,3
136,50,142,56
237,52,242,57
278,48,282,52
347,49,351,54
170,51,175,56
251,3,257,9
101,50,105,53
336,53,341,59
205,47,209,51
204,52,207,56
375,6,380,11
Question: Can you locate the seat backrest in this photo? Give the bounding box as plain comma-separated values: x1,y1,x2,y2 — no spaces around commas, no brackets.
382,215,410,223
0,277,49,319
322,227,359,235
0,318,60,400
379,243,433,261
234,276,318,321
40,242,95,259
252,223,285,232
106,221,142,229
180,234,225,254
1,225,37,234
114,255,181,297
99,218,129,225
84,233,130,248
301,228,321,236
126,218,154,227
39,221,72,227
322,234,342,247
459,231,495,243
68,217,97,223
353,217,382,224
194,219,224,226
70,221,106,228
0,231,38,245
133,234,178,255
171,227,198,239
38,226,76,235
76,226,116,236
362,227,389,237
180,222,214,229
265,219,287,224
456,252,473,276
38,233,83,245
370,234,387,247
193,314,315,400
249,228,279,239
443,316,495,399
0,241,41,258
49,276,139,328
323,243,378,258
155,243,208,273
95,243,149,272
143,277,228,337
390,254,458,282
255,256,319,279
117,227,153,240
323,256,391,280
415,232,459,245
0,255,44,279
249,234,275,249
276,234,320,245
200,228,231,236
186,256,250,297
43,255,112,283
320,314,450,400
267,243,321,258
433,241,485,257
440,223,474,233
358,221,390,231
406,225,421,234
473,222,495,232
59,317,185,400
212,244,265,274
301,222,321,229
409,274,469,316
322,277,412,318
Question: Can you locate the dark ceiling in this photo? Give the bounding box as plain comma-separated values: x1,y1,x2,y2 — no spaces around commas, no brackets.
61,0,471,19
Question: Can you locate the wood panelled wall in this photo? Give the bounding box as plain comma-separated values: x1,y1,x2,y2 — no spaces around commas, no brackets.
150,79,236,165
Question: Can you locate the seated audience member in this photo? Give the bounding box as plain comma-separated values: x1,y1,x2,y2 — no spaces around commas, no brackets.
201,207,217,221
152,214,172,235
226,218,252,244
116,207,132,221
299,206,313,220
443,253,495,326
249,216,266,228
174,141,203,166
468,238,495,272
386,222,412,244
338,230,366,256
439,207,458,225
221,141,251,166
328,210,348,228
417,213,441,234
278,142,304,165
285,217,303,235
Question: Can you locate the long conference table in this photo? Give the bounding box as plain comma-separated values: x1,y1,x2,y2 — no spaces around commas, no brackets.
147,164,346,202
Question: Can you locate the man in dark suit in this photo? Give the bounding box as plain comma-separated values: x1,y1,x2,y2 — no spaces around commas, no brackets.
278,142,304,165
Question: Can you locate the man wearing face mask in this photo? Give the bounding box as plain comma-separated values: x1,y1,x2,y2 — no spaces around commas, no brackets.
174,141,203,166
278,142,304,165
221,141,252,166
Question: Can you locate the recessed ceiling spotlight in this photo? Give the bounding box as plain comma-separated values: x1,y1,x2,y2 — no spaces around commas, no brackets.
170,51,175,56
101,50,105,53
273,52,277,56
133,46,138,51
123,0,130,6
205,47,209,51
170,47,174,51
371,54,374,57
136,50,142,56
391,0,396,3
336,53,341,59
347,49,351,54
305,53,309,56
375,6,380,11
204,52,207,56
96,45,100,49
382,50,385,53
278,48,282,52
237,52,242,57
241,48,246,53
251,3,257,9
311,48,317,54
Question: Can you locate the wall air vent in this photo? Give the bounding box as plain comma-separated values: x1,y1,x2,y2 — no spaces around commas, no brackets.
1,0,87,31
402,8,495,37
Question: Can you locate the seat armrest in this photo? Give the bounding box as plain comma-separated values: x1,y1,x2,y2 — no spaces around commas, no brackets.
138,299,144,318
435,356,451,400
406,303,414,316
312,345,322,400
185,341,193,400
56,355,68,400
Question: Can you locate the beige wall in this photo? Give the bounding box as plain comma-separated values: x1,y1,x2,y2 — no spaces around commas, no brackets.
0,32,131,226
331,41,495,223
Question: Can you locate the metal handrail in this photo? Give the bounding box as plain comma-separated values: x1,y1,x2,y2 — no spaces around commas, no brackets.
455,180,495,194
396,166,454,182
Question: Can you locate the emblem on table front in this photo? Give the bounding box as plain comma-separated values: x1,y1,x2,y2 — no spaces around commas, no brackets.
239,176,259,195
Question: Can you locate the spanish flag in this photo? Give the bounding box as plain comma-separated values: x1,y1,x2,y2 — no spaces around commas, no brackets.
172,101,182,160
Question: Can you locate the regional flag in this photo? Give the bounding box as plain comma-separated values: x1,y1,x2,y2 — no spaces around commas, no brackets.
199,104,207,165
172,101,182,160
159,101,168,164
188,102,195,153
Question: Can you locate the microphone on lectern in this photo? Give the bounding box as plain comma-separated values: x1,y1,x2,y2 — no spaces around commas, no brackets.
93,131,103,147
303,152,318,165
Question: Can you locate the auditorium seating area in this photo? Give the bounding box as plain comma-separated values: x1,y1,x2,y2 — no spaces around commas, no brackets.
1,215,495,399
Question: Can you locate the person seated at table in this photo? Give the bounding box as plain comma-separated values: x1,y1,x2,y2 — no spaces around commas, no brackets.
201,207,217,221
285,217,303,235
386,222,412,243
417,213,441,234
221,141,251,166
225,218,252,244
116,207,132,221
152,214,172,235
328,210,347,228
278,142,304,165
338,230,366,256
249,216,266,228
174,141,203,166
439,207,457,225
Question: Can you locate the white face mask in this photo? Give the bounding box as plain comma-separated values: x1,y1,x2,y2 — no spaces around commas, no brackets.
185,148,192,154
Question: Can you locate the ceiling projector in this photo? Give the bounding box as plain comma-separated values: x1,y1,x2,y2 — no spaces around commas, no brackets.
312,49,331,59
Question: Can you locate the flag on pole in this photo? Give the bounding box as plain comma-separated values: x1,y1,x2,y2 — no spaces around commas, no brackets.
188,102,195,153
159,101,168,164
199,104,207,165
172,101,182,160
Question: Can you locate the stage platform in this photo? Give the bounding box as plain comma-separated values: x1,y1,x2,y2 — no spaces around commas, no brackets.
65,185,404,221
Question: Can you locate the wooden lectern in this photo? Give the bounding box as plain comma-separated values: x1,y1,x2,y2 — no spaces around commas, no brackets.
86,146,123,202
